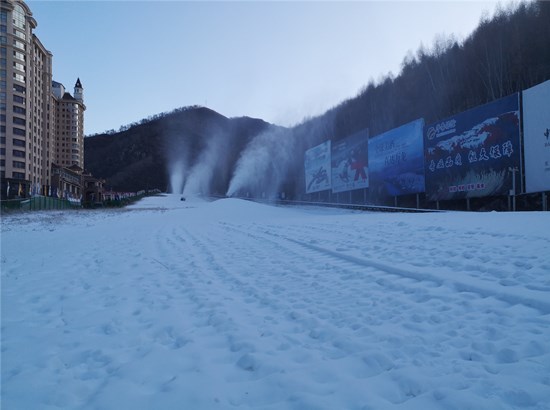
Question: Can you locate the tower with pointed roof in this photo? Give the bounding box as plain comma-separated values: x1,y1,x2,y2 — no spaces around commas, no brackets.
74,78,83,102
53,78,86,169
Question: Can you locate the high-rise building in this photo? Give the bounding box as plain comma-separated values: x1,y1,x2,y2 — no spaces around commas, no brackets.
52,78,85,168
1,0,85,198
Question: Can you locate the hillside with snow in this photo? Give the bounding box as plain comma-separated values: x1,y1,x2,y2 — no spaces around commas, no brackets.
1,195,549,409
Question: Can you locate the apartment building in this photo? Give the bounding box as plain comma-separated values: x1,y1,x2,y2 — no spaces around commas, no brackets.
52,79,85,169
1,0,85,199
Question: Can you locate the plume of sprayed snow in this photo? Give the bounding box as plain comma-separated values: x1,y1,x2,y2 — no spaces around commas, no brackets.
183,132,229,198
168,159,187,194
164,131,190,194
227,127,296,199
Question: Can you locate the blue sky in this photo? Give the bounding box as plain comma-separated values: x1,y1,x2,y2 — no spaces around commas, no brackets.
27,1,505,135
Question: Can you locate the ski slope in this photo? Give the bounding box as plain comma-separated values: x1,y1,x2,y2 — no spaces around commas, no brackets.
1,195,549,409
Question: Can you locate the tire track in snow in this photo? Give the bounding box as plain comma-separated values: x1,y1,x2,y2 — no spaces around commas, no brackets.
267,220,550,294
212,220,550,406
154,223,364,407
162,222,455,399
218,221,452,304
155,225,316,380
250,223,550,314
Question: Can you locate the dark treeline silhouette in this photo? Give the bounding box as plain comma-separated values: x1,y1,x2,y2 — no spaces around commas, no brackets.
85,1,549,209
326,0,549,141
286,0,550,205
84,107,272,192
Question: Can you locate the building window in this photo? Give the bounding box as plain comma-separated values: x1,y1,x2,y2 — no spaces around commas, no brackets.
13,106,25,114
13,29,26,41
12,172,25,179
13,39,25,51
13,50,24,62
13,95,25,104
13,127,25,136
13,84,25,94
13,160,25,169
13,72,24,83
13,139,25,147
13,117,25,126
12,149,25,158
13,5,26,30
13,61,25,72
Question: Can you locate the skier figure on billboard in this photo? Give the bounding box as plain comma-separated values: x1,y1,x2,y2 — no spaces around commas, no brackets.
338,158,350,183
307,167,328,191
350,149,367,181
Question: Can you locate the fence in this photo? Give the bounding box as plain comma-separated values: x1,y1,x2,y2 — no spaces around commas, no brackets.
1,196,77,212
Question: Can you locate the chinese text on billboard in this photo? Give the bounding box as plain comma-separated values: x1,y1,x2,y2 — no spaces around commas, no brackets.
368,119,425,200
424,94,520,201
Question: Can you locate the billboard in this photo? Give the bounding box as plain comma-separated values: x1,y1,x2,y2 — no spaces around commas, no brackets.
424,94,520,201
523,80,550,193
368,119,425,199
305,140,331,194
331,128,369,193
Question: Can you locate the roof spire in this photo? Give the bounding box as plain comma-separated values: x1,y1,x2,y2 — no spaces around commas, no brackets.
75,78,82,88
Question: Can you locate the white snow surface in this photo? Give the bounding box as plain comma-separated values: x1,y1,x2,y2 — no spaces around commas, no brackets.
2,194,550,409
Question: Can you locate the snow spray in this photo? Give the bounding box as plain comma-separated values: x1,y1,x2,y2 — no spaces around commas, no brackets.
226,127,296,199
183,131,230,198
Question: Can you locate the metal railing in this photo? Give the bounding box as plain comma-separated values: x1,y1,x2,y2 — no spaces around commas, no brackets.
1,196,77,212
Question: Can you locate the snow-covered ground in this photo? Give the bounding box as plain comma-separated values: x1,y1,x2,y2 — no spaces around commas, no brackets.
1,194,549,409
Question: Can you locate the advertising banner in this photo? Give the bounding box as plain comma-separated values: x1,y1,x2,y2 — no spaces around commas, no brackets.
368,119,425,199
305,140,331,194
424,94,520,201
523,80,550,193
330,128,369,193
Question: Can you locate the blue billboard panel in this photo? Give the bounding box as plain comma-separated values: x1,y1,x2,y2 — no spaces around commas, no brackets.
424,94,520,201
331,128,369,193
305,140,331,194
368,119,425,199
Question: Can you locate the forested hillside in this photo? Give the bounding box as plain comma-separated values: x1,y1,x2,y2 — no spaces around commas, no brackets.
283,0,550,202
308,0,550,146
84,1,549,204
84,107,272,192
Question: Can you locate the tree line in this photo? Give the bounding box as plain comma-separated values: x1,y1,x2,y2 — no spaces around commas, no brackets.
324,0,549,143
85,0,549,210
285,0,549,198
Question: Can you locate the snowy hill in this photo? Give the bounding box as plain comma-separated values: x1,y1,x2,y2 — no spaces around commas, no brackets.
1,196,549,409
